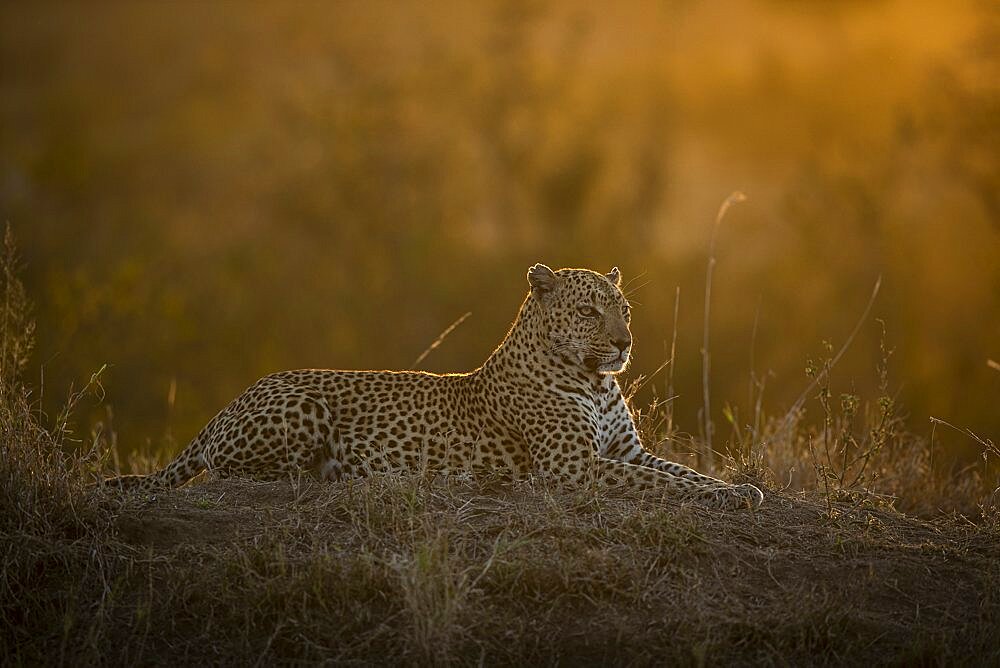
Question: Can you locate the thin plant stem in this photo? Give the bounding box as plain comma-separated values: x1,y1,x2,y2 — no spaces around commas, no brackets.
775,275,882,440
701,191,746,466
410,312,472,370
665,286,680,442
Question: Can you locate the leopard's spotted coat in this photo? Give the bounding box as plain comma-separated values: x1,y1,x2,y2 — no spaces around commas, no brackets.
105,265,763,510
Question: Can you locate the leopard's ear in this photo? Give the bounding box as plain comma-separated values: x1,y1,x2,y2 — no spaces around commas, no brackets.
527,263,558,294
606,266,622,287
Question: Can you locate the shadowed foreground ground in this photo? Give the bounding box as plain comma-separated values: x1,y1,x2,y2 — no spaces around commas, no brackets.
6,475,998,665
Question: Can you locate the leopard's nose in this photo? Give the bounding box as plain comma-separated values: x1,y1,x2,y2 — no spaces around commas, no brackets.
613,335,631,352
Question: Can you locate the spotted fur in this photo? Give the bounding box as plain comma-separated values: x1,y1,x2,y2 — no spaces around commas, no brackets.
105,265,763,510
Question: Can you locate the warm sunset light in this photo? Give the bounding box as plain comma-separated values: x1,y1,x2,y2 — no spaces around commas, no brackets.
2,1,997,664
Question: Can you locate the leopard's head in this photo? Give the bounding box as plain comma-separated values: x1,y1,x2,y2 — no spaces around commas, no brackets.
527,263,632,375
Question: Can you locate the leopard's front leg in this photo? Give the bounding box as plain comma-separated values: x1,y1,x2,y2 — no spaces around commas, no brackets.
612,437,763,508
597,386,763,509
525,415,761,510
594,458,761,510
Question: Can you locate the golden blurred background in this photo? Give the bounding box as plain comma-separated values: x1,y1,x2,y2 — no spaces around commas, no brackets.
1,1,997,462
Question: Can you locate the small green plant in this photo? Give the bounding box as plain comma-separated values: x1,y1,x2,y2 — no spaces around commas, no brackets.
800,326,905,514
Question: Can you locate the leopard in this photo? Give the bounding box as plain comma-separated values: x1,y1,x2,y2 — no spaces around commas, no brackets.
104,264,764,510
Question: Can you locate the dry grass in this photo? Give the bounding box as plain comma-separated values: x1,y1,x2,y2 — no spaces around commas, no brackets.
3,226,1000,665
3,474,999,665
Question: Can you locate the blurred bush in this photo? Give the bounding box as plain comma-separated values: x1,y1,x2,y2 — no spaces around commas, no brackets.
0,0,997,462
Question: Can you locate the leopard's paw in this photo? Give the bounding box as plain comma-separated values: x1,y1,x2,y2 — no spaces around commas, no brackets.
733,482,764,509
695,483,763,511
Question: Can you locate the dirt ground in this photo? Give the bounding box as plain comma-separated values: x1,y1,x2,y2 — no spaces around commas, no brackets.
45,476,992,665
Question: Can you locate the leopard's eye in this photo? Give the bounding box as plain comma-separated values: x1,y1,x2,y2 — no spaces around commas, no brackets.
577,305,599,318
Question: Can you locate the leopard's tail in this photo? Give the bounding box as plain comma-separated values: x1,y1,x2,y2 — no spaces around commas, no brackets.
101,424,212,492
